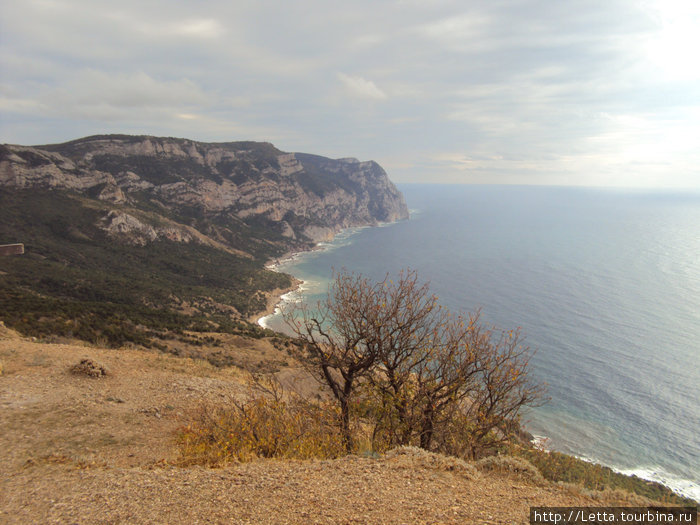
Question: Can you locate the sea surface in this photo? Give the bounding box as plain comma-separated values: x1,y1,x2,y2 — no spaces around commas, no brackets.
260,184,700,501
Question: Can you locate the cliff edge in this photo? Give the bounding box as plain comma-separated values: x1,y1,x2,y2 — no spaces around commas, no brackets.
0,135,408,245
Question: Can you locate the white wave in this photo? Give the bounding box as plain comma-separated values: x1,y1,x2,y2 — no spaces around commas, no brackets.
615,466,700,503
260,217,404,328
257,278,309,329
523,431,699,503
257,313,274,329
530,435,551,452
265,251,306,271
572,455,700,503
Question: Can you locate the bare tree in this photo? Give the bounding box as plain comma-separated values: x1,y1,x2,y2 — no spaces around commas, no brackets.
448,325,546,459
358,269,442,447
287,268,545,457
408,312,485,450
285,271,383,452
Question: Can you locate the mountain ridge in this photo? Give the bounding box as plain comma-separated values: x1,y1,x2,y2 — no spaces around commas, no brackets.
0,134,408,245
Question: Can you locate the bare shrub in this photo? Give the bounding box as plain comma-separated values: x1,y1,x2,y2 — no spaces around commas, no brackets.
287,268,545,458
285,271,397,453
70,358,108,378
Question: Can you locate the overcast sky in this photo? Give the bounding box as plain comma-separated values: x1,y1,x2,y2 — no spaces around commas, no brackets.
1,0,699,187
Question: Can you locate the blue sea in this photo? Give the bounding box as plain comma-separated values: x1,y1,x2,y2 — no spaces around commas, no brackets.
260,184,700,501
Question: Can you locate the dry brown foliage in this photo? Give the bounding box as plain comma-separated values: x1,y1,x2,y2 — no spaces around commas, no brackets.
287,268,545,458
177,375,344,465
69,358,108,377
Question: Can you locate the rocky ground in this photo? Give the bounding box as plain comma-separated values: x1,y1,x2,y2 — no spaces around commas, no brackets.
0,324,643,524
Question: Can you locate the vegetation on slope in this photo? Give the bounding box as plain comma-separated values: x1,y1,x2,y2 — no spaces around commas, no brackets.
1,135,408,349
177,375,695,506
0,189,290,347
509,445,697,506
177,269,696,506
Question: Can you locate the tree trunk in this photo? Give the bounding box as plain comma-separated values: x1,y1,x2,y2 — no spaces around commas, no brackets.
419,404,434,449
340,398,353,453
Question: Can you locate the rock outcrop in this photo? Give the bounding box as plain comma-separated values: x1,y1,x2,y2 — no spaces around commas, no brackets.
0,135,408,245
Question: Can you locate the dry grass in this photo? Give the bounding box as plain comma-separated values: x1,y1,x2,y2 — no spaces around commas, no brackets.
0,334,251,474
476,454,544,483
1,330,689,524
383,446,480,480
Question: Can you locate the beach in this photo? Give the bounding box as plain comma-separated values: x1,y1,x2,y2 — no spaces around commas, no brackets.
256,225,378,332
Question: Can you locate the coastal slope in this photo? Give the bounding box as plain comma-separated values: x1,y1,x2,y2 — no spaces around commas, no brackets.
0,134,408,347
0,329,651,524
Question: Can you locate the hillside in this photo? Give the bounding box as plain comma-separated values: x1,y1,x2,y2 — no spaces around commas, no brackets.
2,137,694,522
0,327,670,524
0,135,408,348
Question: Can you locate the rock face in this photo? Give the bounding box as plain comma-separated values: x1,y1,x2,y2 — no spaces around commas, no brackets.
0,135,408,245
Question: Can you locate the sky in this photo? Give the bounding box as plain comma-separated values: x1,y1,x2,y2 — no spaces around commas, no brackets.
1,0,699,188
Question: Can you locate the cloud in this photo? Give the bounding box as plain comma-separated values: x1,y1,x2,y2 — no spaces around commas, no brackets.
416,12,493,52
129,17,225,40
49,71,208,115
0,69,211,126
0,95,42,113
0,0,698,187
337,73,388,100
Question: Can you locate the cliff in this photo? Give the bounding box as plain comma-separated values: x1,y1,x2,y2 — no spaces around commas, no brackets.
0,134,408,347
0,135,408,244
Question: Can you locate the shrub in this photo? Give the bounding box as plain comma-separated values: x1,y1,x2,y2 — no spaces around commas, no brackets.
177,376,344,466
287,268,545,456
475,454,543,483
70,358,108,378
509,446,695,505
383,446,479,480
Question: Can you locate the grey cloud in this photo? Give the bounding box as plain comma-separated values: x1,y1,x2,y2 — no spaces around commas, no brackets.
1,0,698,187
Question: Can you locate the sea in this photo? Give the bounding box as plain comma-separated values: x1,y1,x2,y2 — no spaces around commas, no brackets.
260,184,700,502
